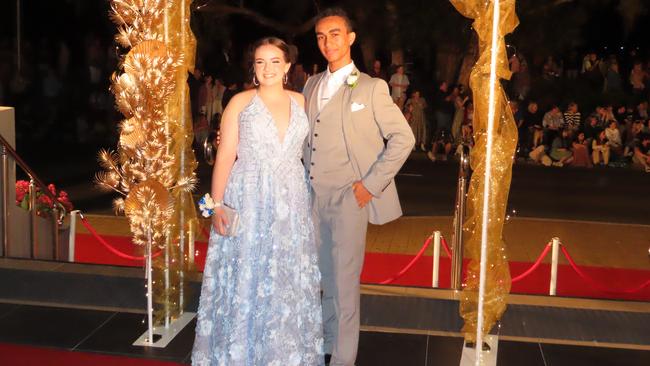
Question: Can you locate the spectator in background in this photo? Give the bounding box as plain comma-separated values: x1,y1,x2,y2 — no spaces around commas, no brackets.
451,86,469,143
603,62,623,93
583,115,600,144
635,101,648,121
571,132,592,168
550,129,573,166
289,63,307,92
632,133,650,172
565,50,580,80
605,120,623,158
542,56,561,80
368,59,388,82
543,105,564,145
524,101,543,149
188,67,203,121
512,57,531,100
592,130,610,166
309,63,319,77
389,65,409,110
563,102,581,135
629,61,646,100
405,89,428,151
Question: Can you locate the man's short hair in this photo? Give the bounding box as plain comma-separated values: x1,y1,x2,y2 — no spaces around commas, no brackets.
315,7,354,32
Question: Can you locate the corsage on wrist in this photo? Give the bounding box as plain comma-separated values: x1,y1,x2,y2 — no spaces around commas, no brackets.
198,193,222,218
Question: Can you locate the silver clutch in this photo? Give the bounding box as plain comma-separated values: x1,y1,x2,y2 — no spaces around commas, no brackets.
221,204,240,237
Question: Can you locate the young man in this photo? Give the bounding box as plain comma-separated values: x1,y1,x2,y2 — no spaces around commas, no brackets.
302,8,415,366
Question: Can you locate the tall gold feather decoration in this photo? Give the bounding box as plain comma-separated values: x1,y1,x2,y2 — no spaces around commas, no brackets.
98,0,198,326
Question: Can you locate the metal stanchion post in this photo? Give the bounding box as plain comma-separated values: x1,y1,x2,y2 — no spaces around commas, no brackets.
28,179,37,258
68,210,79,262
52,206,60,260
1,146,9,257
451,145,470,290
432,231,441,288
549,237,560,296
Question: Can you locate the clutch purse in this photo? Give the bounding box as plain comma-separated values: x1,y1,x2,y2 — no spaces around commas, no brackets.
198,194,240,237
221,204,240,237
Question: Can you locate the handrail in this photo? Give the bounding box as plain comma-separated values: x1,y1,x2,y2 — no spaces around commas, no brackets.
0,133,65,216
1,131,65,259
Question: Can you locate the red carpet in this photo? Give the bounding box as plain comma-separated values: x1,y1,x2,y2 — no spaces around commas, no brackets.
0,343,183,366
74,234,650,301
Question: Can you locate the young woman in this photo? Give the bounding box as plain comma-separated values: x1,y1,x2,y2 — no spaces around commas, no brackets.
592,130,611,166
192,37,323,366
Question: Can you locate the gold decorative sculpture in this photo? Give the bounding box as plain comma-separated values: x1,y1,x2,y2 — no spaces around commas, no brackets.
448,0,519,343
96,0,198,327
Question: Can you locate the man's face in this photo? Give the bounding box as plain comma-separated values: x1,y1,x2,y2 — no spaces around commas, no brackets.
528,103,538,113
373,60,381,70
315,16,355,66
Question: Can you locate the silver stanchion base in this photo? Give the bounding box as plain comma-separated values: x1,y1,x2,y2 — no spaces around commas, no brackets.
133,312,196,348
459,335,498,366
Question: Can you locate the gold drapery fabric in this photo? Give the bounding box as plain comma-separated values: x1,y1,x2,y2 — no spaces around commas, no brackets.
100,0,197,325
153,0,198,324
448,0,519,342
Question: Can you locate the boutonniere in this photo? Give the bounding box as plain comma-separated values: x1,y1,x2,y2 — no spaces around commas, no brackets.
346,71,359,89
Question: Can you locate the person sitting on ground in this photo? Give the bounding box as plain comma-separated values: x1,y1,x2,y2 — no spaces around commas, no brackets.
427,128,453,162
550,129,573,166
592,130,610,166
632,133,650,172
524,101,544,149
563,102,581,136
570,131,592,168
583,115,600,146
604,120,623,159
542,105,564,145
635,101,649,121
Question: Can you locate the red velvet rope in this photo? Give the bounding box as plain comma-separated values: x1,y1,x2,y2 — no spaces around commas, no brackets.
511,243,552,283
561,245,650,294
379,236,433,285
440,236,453,258
79,216,162,261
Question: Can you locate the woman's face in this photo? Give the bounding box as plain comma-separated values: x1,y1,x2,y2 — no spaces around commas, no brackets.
578,132,585,141
254,44,290,87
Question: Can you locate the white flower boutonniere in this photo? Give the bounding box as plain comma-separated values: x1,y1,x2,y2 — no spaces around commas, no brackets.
346,71,359,89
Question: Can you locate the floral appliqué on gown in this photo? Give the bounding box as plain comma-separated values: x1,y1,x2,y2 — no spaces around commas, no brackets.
192,94,324,366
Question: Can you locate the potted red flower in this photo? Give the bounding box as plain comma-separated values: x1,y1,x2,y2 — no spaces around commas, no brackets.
16,180,73,218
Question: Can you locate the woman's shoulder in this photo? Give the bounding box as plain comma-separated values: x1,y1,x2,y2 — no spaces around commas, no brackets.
225,90,257,114
287,90,305,108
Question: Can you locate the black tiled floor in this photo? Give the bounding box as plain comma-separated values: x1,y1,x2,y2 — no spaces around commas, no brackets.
497,341,546,366
357,331,428,366
76,312,195,363
0,305,114,348
0,302,19,320
0,303,648,366
425,335,463,366
540,343,650,366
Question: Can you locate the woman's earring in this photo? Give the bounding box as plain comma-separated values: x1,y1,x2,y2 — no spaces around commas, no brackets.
283,73,288,85
253,75,259,86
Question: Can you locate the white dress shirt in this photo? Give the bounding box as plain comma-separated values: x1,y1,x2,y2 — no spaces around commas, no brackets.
318,62,355,111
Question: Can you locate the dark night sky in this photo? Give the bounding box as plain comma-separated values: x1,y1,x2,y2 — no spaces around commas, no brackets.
1,1,649,70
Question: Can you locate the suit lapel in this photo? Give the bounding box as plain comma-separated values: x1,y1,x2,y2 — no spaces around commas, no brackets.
307,72,325,125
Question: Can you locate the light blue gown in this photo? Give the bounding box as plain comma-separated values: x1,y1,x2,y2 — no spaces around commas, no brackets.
192,94,324,366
